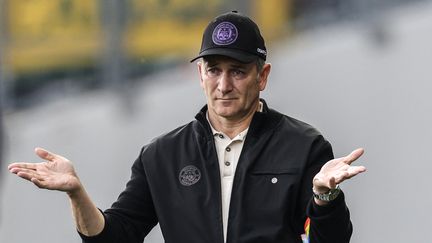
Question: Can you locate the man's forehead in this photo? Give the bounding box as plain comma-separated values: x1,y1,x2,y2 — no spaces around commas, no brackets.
203,55,254,67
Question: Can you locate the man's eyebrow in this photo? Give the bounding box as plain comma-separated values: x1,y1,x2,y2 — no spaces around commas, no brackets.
203,60,218,67
206,62,218,68
229,63,253,70
229,64,247,69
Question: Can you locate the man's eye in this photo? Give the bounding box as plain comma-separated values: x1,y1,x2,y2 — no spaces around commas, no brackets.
232,69,245,77
206,68,220,76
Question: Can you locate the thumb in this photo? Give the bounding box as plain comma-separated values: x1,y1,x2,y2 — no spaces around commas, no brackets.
344,148,365,165
35,147,57,162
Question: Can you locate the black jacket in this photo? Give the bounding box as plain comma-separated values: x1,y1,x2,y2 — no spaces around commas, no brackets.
80,101,352,243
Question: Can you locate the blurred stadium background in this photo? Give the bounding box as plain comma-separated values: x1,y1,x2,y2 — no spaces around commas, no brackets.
1,0,431,242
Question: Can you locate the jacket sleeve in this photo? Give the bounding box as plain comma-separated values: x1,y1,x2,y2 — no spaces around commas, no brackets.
307,191,352,243
302,136,353,243
79,148,158,243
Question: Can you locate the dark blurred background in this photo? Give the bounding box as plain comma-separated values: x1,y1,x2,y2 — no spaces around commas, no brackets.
1,0,431,242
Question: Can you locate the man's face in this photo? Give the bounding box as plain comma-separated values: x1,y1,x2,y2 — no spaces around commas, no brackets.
198,55,270,121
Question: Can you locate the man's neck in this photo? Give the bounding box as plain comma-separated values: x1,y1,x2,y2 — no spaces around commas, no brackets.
209,115,252,139
207,102,261,139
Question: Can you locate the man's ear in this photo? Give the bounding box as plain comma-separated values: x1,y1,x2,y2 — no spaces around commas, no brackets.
258,63,271,91
197,61,205,88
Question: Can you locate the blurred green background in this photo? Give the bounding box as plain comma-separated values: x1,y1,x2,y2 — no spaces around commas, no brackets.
0,0,291,107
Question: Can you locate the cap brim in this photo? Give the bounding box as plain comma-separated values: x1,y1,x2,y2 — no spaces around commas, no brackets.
190,48,257,63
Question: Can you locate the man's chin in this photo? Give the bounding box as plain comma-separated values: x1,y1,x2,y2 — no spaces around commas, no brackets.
213,108,237,118
216,111,234,118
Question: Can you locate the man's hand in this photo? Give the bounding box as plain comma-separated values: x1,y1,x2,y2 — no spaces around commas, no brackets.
8,147,82,194
8,147,105,236
312,148,366,205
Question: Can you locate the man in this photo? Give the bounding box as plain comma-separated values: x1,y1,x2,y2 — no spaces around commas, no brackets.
8,11,366,243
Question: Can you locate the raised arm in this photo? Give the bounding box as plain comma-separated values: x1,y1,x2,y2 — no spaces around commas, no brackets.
302,145,367,243
8,147,105,236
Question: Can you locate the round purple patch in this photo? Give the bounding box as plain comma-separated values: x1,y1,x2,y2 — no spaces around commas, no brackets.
212,22,238,45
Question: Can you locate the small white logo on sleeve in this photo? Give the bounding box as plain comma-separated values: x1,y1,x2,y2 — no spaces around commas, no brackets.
179,165,201,186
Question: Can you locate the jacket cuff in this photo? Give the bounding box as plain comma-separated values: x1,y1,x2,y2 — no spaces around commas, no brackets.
308,191,346,217
77,209,111,243
306,191,353,242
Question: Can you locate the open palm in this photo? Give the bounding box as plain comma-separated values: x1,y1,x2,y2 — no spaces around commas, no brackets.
313,148,366,194
8,147,81,192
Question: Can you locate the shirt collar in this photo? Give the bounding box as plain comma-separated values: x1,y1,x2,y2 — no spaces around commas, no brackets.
206,101,263,138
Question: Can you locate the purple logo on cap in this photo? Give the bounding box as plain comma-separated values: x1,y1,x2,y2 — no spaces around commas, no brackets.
212,22,238,45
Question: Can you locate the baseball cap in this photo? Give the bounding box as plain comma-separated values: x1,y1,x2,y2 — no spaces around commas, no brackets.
190,11,267,63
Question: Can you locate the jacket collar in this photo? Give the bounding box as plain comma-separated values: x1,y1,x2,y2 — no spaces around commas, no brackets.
194,99,282,140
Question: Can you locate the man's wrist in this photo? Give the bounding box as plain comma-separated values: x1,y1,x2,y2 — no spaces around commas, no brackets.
312,185,341,203
66,181,86,199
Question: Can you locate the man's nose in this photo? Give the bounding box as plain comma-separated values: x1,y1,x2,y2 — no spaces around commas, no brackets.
217,72,233,94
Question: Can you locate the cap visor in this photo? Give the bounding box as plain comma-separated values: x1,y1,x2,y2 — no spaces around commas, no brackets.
190,48,257,63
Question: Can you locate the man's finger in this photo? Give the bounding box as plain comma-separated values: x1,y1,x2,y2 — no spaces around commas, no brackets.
35,147,58,162
334,166,367,184
31,178,51,189
329,177,337,189
334,171,350,184
17,168,46,181
8,162,37,170
347,165,367,175
11,167,35,175
15,171,37,182
343,148,364,165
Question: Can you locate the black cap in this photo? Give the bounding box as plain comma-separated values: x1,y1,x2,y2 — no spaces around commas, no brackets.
190,11,267,63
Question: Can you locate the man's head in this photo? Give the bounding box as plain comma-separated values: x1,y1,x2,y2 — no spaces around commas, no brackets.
193,11,271,121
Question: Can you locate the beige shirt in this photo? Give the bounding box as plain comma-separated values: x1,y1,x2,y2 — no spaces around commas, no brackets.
206,102,263,242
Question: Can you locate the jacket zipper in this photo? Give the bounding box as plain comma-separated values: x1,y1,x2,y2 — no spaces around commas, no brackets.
209,137,226,243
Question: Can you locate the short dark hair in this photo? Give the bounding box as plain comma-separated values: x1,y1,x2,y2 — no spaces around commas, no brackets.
256,58,265,73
